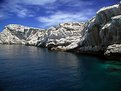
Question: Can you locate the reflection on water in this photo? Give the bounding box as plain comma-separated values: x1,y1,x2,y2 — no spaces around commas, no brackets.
0,45,121,91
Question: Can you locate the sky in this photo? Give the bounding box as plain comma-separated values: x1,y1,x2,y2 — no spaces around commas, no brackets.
0,0,120,31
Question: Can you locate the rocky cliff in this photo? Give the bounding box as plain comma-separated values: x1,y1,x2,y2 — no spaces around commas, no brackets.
38,22,84,51
1,3,121,59
0,23,84,51
0,24,43,44
77,3,121,58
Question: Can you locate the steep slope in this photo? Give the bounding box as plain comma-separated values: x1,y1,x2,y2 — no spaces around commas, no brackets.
28,22,84,50
1,3,121,59
37,22,84,50
0,23,84,51
0,24,43,44
78,3,121,57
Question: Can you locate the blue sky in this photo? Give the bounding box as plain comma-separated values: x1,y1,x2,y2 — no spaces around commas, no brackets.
0,0,120,31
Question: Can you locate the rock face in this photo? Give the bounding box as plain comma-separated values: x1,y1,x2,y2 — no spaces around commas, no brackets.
37,22,84,50
0,24,43,45
78,3,121,58
1,3,121,59
0,23,84,51
105,44,121,56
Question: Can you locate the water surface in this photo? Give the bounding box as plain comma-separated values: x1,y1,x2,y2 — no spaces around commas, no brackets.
0,45,121,91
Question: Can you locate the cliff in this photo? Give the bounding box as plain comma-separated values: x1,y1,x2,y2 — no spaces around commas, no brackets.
0,24,43,44
0,23,84,51
1,3,121,59
78,3,121,58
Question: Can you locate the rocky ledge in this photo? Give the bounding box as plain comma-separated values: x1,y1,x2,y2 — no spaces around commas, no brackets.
1,3,121,60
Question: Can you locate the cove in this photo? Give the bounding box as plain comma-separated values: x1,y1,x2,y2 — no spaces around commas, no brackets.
0,45,121,91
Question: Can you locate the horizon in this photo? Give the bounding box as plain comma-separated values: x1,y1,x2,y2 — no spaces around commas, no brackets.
0,0,120,31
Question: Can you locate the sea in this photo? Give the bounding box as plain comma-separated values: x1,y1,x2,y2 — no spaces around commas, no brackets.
0,45,121,91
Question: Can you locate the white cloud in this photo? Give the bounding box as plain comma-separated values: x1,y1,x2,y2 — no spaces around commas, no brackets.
0,0,95,24
7,5,34,18
0,12,8,20
17,9,28,18
21,0,57,5
4,0,57,6
57,0,92,7
0,0,57,18
37,11,92,28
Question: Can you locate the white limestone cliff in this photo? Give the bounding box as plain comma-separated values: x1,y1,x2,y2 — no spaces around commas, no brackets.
28,22,85,50
0,24,42,44
0,23,84,51
1,3,121,59
78,3,121,57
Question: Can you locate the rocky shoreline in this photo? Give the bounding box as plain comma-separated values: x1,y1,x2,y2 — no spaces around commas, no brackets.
1,3,121,60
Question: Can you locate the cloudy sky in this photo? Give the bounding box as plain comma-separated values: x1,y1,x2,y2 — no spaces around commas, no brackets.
0,0,120,31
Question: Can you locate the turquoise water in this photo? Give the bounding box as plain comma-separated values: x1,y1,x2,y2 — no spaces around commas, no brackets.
0,45,121,91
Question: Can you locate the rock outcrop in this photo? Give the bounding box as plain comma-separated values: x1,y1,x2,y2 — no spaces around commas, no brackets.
37,22,84,50
77,3,121,58
105,44,121,55
1,3,121,59
0,23,84,51
0,24,43,45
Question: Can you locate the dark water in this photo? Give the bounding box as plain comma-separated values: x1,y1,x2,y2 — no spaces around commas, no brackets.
0,45,121,91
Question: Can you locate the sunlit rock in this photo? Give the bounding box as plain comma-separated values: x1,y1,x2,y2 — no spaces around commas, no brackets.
1,3,121,59
79,3,121,56
0,23,84,51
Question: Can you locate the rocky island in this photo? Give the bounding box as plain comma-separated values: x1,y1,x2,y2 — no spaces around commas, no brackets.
1,3,121,59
